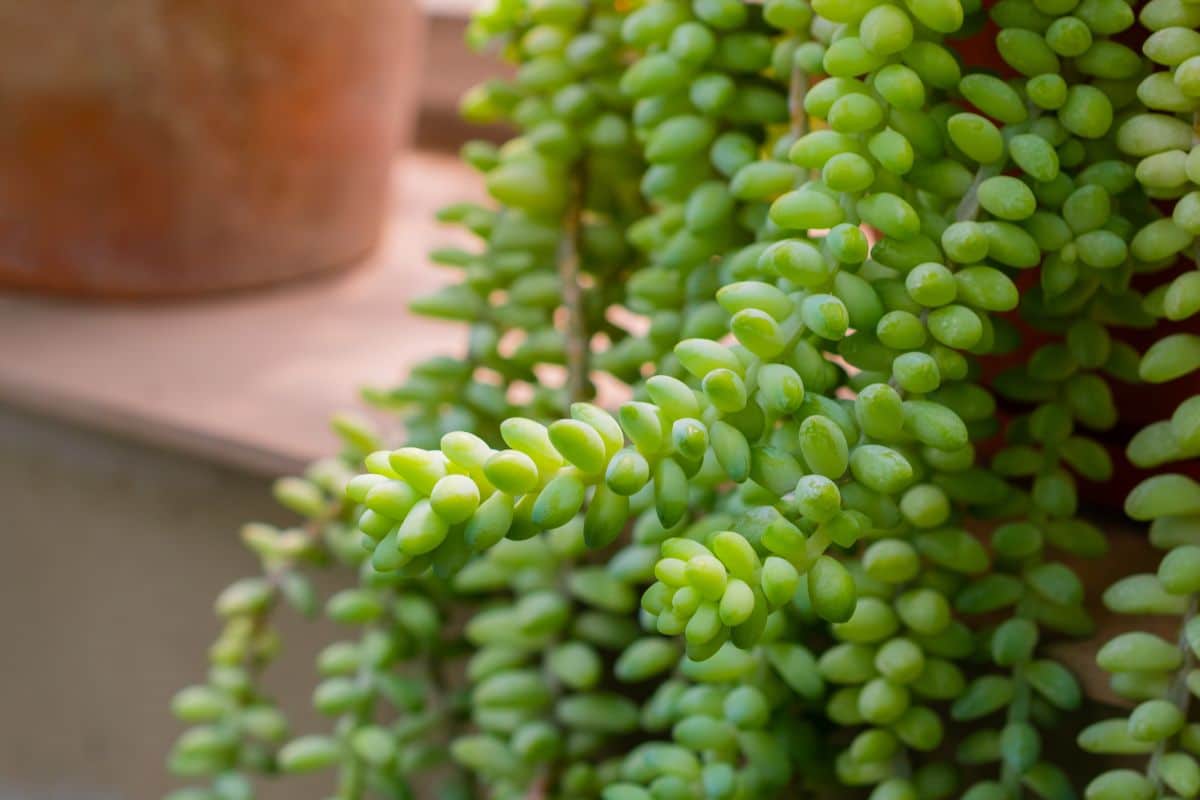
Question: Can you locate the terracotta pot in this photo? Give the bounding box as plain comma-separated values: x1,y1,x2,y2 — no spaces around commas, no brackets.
0,0,423,297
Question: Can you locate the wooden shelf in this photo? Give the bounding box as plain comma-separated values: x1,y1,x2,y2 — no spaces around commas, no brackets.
0,152,480,476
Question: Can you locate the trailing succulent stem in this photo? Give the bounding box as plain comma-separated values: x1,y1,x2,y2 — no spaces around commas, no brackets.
168,0,1200,799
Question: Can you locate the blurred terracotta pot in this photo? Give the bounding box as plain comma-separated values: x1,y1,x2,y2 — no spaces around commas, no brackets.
0,0,423,296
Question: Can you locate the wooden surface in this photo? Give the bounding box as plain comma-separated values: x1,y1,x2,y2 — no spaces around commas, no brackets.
0,152,477,476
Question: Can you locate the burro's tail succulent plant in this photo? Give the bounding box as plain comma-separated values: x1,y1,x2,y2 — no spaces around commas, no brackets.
168,0,1200,798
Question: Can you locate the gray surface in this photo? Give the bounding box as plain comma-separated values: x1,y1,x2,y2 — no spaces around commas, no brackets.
0,404,349,798
0,785,117,800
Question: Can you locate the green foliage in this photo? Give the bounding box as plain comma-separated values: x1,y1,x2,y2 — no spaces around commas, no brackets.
168,0,1200,798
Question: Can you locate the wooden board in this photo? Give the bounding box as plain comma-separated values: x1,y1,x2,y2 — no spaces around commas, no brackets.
0,152,479,476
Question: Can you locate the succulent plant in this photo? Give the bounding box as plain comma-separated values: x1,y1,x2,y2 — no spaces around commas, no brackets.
168,1,1200,798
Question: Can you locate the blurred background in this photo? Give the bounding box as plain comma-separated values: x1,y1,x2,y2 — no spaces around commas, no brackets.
0,1,496,797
